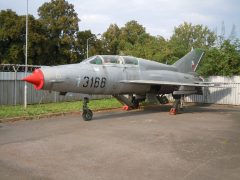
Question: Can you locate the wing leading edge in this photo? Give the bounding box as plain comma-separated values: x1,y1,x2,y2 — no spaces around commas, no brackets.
120,80,220,87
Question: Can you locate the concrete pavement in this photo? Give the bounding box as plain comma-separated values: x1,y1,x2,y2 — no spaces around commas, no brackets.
0,104,240,180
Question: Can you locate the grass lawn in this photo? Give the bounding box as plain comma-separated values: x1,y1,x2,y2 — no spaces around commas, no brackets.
0,98,122,119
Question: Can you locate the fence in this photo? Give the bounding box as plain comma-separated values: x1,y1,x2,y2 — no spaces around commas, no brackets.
166,76,240,105
0,67,239,105
0,71,110,105
185,76,240,105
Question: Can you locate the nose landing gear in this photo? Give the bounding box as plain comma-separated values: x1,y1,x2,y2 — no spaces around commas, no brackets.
82,97,93,121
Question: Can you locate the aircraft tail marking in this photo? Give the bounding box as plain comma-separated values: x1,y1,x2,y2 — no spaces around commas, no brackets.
173,49,205,73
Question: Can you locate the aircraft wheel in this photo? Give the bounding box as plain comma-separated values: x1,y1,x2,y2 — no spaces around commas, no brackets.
82,109,93,121
132,98,140,108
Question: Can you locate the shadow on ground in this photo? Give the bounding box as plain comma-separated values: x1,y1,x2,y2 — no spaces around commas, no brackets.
93,104,240,121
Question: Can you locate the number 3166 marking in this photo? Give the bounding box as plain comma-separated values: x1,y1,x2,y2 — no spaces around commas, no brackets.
83,76,106,88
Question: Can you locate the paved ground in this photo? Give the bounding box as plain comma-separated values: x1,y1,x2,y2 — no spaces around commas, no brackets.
0,104,240,180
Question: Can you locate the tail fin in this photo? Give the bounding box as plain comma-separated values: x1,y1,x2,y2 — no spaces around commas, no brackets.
173,49,205,73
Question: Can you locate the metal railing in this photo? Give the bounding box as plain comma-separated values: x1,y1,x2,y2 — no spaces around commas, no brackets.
0,64,42,72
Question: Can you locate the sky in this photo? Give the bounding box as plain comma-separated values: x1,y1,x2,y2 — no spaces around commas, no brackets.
0,0,239,39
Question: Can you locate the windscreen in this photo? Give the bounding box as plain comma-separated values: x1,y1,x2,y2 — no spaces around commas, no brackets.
123,56,138,65
101,56,123,64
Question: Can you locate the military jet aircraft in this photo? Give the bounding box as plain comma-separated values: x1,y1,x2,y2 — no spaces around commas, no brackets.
23,49,217,120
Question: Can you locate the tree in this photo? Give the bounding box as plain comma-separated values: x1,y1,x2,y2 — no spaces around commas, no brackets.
118,20,146,52
76,30,104,61
0,10,25,64
198,40,240,76
0,10,53,65
169,22,216,60
38,0,80,65
102,24,120,54
123,33,168,62
26,15,48,65
76,30,93,61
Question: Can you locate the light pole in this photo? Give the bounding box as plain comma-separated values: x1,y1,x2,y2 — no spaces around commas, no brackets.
24,0,28,108
86,33,101,58
87,36,94,59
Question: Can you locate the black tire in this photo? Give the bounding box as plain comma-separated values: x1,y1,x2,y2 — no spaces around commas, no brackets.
159,95,169,104
172,94,181,100
82,109,93,121
132,99,139,108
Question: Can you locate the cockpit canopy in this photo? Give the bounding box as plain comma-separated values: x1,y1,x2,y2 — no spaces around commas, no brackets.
84,55,139,65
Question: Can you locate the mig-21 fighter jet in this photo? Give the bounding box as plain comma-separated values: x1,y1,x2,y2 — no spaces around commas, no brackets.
23,49,218,120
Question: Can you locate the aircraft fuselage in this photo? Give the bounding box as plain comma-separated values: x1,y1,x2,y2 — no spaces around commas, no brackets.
39,55,201,95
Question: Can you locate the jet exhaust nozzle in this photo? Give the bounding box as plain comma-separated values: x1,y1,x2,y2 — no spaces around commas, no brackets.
22,69,44,90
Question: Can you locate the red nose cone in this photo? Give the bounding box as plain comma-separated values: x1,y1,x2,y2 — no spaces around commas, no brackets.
22,69,44,90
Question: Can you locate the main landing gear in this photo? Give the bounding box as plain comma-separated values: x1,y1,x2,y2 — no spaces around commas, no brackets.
169,95,184,115
114,95,140,111
82,97,93,121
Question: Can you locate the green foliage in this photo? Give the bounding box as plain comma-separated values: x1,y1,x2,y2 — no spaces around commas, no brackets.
0,2,239,76
198,40,240,76
102,20,168,63
120,20,146,46
169,22,216,61
76,30,104,61
26,15,49,65
102,24,121,54
0,10,25,64
76,30,93,61
38,0,79,64
122,33,168,62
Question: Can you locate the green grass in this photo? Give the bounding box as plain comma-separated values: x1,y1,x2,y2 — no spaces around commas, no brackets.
0,98,122,119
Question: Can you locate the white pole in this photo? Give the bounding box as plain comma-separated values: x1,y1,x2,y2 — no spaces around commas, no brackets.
87,34,101,59
24,0,28,108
